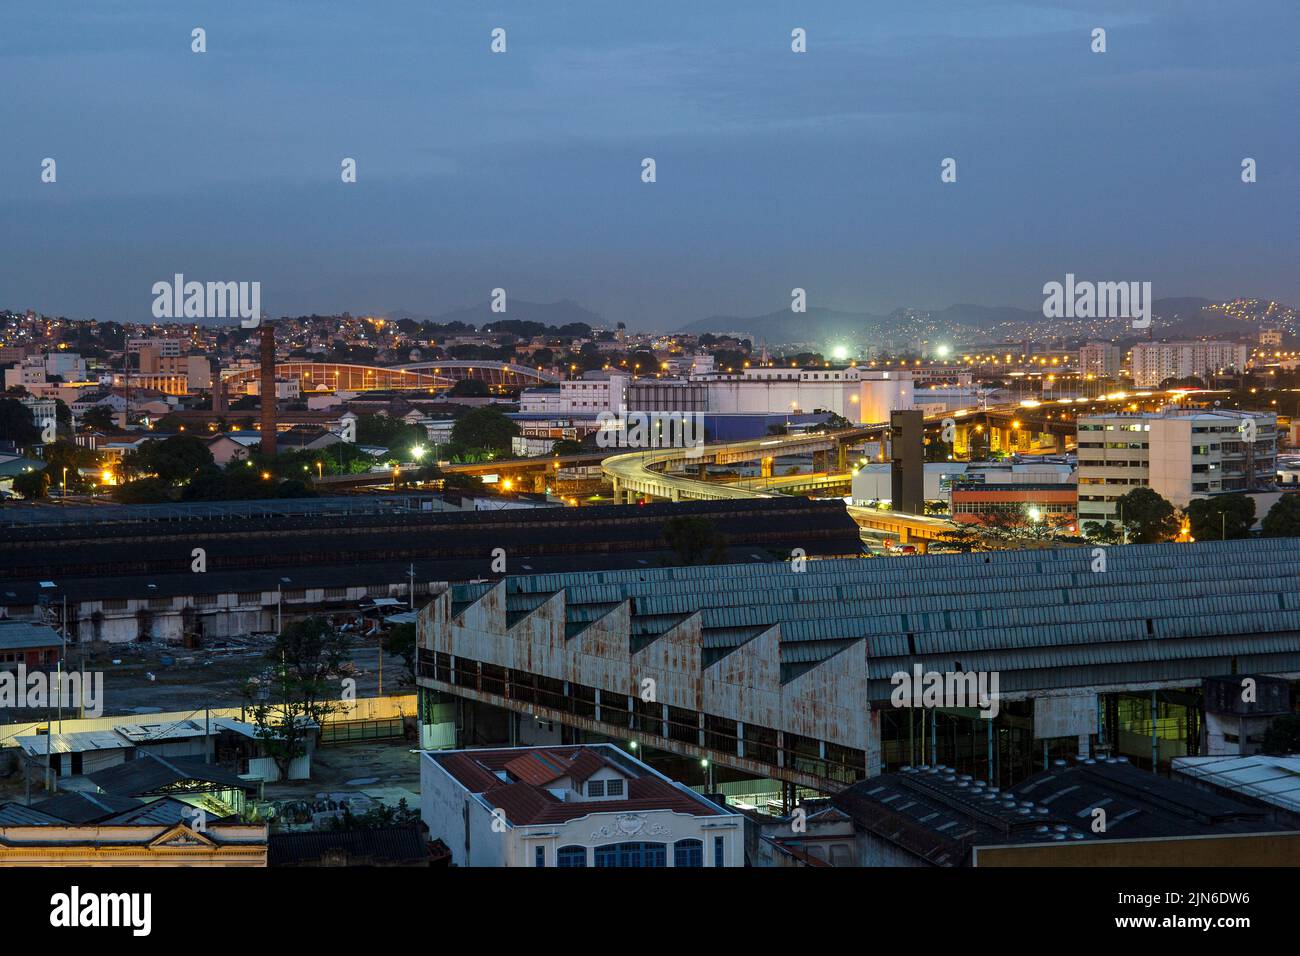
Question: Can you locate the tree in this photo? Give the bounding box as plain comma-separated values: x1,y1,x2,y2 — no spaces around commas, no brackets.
355,413,426,453
935,526,987,553
976,506,1075,548
328,797,420,831
1262,495,1300,537
11,469,49,499
0,399,38,445
127,435,214,484
662,516,727,565
551,438,584,456
1082,520,1124,545
80,405,119,432
275,478,317,499
441,472,484,493
243,617,350,781
112,477,174,504
384,622,417,685
449,378,490,397
1112,488,1180,543
449,406,519,456
1185,493,1255,541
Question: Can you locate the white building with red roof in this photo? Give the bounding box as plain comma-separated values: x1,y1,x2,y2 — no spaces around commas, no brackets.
421,744,744,867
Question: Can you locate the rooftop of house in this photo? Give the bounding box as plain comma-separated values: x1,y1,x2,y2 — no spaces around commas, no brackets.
427,744,736,828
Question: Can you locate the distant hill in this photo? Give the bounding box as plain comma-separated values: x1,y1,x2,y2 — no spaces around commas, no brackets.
678,296,1297,346
679,307,887,345
386,299,605,330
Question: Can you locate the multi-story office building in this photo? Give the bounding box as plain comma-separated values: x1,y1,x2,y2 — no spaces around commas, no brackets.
1129,341,1250,388
1079,342,1121,378
1076,409,1277,522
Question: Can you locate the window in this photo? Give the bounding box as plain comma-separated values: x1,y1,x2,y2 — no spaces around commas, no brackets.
535,846,545,867
605,778,624,797
594,842,667,868
587,780,605,797
557,846,587,867
674,839,703,867
713,836,725,867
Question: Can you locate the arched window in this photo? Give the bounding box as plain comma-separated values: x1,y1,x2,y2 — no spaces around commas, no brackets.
673,839,703,867
557,846,587,868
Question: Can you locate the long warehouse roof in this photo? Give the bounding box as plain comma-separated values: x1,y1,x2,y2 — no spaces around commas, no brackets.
443,537,1300,695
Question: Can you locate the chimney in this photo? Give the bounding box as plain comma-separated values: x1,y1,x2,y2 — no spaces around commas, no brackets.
259,324,277,456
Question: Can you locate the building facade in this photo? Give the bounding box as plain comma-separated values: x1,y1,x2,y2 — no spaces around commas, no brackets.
1079,342,1121,378
1077,409,1276,521
1130,342,1250,388
421,745,744,867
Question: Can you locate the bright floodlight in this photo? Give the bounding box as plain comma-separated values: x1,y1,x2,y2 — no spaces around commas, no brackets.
410,445,426,460
935,344,952,359
831,345,850,362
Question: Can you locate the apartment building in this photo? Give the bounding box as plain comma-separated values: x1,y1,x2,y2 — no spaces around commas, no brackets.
1076,409,1277,522
1130,342,1249,388
1079,342,1121,378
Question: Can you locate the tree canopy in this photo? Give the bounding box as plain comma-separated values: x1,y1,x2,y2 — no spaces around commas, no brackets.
449,406,519,457
1262,495,1300,537
1112,488,1181,543
1185,493,1255,541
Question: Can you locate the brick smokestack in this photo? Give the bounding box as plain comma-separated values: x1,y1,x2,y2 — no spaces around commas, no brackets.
259,323,277,457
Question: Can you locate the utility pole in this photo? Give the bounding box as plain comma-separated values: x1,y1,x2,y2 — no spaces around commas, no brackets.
408,564,415,610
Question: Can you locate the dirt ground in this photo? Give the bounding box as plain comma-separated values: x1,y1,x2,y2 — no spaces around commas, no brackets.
65,636,413,718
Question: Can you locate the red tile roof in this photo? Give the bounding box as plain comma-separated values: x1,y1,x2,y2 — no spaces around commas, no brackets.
431,745,725,827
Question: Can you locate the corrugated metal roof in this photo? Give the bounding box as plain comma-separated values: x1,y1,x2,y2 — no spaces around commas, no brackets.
1174,755,1300,814
0,620,61,651
450,538,1300,691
